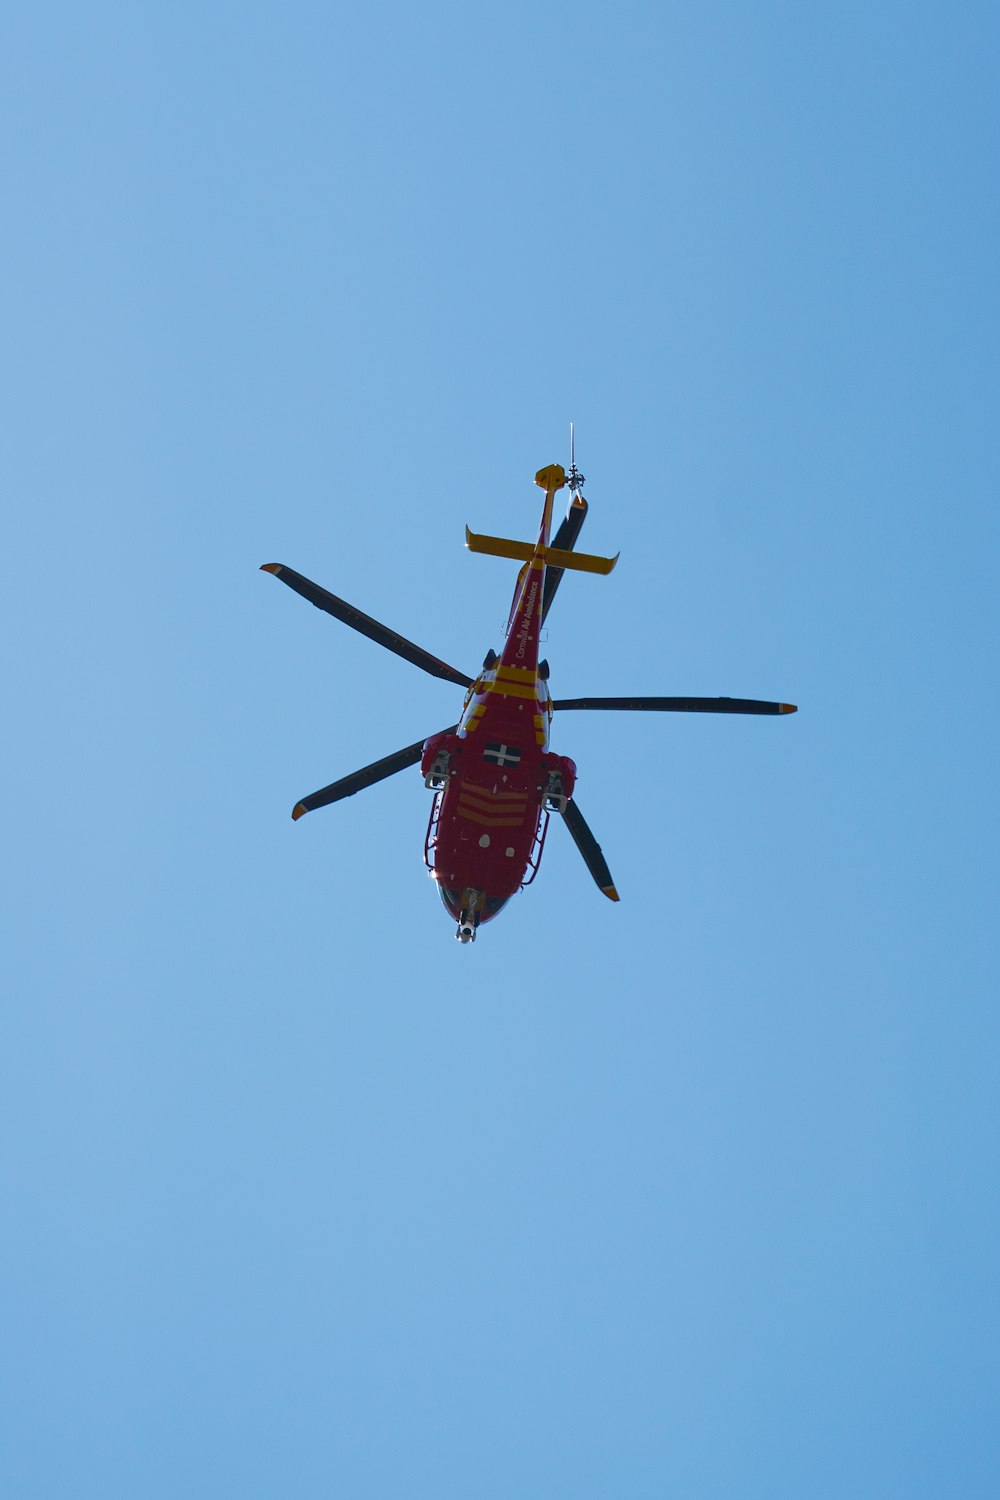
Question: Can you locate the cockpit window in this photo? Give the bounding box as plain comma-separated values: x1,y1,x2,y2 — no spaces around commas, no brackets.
438,884,461,916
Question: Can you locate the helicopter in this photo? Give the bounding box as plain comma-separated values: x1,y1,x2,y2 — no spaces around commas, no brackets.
261,436,797,942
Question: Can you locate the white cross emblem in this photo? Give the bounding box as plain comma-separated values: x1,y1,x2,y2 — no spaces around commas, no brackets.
484,742,522,768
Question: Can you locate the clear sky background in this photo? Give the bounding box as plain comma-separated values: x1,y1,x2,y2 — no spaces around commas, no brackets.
3,3,998,1496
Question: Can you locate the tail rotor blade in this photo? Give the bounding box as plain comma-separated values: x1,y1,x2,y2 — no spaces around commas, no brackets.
291,726,457,820
553,696,797,715
261,564,473,689
561,798,619,902
543,423,590,622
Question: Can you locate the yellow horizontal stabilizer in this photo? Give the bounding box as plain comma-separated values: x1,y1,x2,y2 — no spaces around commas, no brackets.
465,527,619,574
544,545,619,576
465,527,536,563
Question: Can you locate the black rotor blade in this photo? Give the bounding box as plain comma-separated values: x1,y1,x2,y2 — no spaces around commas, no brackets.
561,798,619,902
261,564,473,688
291,726,458,821
552,696,797,715
541,496,588,623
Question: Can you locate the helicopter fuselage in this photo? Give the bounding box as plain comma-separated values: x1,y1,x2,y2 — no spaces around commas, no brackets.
420,475,576,940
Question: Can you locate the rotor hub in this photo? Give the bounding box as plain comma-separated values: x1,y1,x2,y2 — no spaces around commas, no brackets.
567,421,585,496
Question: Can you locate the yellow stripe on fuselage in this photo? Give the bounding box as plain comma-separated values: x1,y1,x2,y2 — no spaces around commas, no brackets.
458,791,528,813
485,680,539,700
460,787,528,803
455,807,528,829
495,665,535,684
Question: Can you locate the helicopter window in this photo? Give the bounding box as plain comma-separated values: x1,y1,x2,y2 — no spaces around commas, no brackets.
483,896,509,918
438,884,461,915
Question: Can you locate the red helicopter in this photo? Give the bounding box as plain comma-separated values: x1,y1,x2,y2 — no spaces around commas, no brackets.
262,442,796,942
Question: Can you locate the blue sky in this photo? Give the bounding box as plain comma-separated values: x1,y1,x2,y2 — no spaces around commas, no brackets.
3,3,998,1496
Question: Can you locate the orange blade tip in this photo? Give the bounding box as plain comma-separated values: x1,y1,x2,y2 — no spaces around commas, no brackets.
291,802,308,821
603,886,620,902
260,563,281,574
779,703,798,714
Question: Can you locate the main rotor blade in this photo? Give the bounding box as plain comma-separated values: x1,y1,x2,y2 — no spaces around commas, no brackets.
552,696,798,715
541,496,588,623
561,798,619,902
261,564,473,689
291,726,458,820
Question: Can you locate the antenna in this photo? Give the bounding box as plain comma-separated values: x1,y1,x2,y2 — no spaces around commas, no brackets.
567,421,586,497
